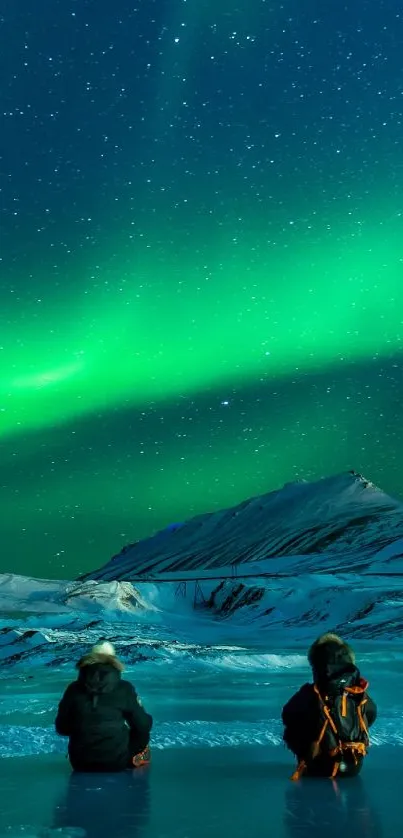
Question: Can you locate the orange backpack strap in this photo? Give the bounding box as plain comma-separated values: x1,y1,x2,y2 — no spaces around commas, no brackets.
313,685,338,735
345,683,370,741
290,684,370,781
357,698,369,739
290,686,335,781
291,760,307,781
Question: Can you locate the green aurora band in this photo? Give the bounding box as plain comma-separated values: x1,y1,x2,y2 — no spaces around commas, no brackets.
2,218,403,438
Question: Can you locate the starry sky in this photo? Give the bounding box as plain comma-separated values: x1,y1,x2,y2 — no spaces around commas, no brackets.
1,0,403,580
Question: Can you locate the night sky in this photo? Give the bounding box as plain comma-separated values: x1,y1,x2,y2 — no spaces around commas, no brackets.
1,0,403,580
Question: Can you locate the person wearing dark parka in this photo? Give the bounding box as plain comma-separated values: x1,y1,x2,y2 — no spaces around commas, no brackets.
55,641,153,772
282,633,377,780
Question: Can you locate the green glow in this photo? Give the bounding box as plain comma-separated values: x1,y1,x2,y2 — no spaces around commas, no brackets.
12,362,84,390
1,217,403,437
1,368,395,579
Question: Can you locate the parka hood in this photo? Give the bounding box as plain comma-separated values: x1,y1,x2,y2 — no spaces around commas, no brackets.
76,652,124,672
308,633,358,694
76,652,123,696
308,633,355,666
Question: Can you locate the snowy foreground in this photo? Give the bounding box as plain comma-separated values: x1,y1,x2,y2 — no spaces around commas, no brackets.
2,472,403,835
0,641,398,838
0,570,400,837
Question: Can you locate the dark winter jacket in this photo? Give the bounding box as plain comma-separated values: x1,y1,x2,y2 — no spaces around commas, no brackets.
55,652,153,772
282,634,377,777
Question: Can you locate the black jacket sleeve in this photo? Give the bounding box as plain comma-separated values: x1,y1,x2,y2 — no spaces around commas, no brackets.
122,682,153,737
282,684,312,727
282,684,315,760
365,694,377,727
55,683,76,736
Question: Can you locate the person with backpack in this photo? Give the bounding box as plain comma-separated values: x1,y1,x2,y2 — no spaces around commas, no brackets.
55,641,153,772
282,633,377,780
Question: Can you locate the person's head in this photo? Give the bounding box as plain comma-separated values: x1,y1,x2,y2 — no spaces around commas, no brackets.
308,633,356,686
76,640,124,677
91,641,122,661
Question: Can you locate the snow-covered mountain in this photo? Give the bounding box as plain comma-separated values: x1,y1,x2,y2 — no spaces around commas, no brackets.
1,471,403,673
73,469,403,643
82,471,403,581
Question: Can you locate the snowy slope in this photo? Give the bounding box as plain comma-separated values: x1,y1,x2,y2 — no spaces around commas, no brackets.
0,573,241,670
0,574,150,615
205,573,403,639
0,575,164,669
1,565,403,673
1,471,403,672
82,471,403,581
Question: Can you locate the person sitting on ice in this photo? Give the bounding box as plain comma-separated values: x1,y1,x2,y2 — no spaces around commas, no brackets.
55,640,153,772
282,632,377,780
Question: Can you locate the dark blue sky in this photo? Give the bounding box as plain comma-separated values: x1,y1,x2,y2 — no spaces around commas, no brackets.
1,0,403,578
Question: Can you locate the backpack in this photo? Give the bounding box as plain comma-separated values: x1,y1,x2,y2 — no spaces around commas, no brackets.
291,680,370,781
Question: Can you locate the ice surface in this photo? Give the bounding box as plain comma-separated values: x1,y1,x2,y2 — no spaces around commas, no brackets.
0,645,399,836
0,745,396,838
2,471,403,837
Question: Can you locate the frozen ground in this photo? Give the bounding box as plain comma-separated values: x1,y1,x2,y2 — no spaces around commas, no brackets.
0,644,400,837
2,471,403,838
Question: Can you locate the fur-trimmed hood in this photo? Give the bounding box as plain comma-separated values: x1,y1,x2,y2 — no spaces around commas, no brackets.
76,647,124,697
308,633,355,667
308,633,357,692
76,651,124,672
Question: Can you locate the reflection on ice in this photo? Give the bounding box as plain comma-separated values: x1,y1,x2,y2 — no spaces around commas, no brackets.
0,654,400,837
285,778,382,838
53,770,151,838
0,581,401,838
0,746,393,838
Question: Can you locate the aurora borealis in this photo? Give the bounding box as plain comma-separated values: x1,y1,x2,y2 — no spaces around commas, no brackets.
1,0,403,578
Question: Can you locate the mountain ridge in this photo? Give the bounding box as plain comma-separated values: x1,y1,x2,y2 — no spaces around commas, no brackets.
81,470,403,582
